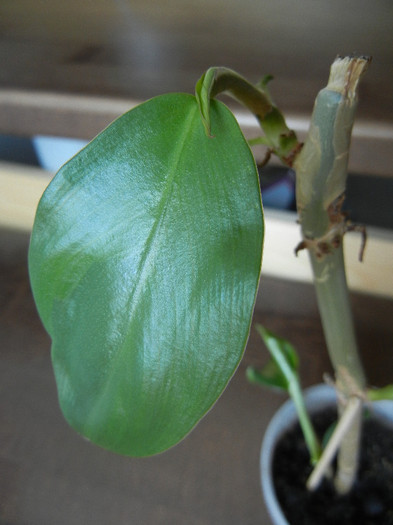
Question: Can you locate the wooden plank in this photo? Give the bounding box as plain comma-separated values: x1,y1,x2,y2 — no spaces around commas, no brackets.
0,89,138,140
0,162,52,231
1,90,392,177
1,161,392,298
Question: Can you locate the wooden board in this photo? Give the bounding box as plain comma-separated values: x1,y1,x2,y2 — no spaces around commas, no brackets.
1,161,392,298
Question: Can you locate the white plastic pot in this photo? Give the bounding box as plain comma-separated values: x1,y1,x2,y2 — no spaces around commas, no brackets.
260,384,393,525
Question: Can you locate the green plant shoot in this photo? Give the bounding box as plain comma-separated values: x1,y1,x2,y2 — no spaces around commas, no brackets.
247,326,321,465
195,67,300,166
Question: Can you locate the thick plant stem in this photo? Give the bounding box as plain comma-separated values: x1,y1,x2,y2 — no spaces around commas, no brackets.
294,55,370,494
310,246,365,493
310,246,365,393
307,395,362,491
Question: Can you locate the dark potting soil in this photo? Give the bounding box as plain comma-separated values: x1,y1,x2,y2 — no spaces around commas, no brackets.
273,408,393,525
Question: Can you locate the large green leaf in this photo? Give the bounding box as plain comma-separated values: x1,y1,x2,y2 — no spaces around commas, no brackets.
28,93,263,456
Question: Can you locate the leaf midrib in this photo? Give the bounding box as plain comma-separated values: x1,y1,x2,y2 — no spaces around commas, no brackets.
83,101,201,435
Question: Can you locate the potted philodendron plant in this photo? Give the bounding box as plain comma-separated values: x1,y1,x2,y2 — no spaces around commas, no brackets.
28,55,393,523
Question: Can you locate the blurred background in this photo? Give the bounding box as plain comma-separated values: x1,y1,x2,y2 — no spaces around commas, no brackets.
1,0,392,117
1,0,392,222
1,2,392,524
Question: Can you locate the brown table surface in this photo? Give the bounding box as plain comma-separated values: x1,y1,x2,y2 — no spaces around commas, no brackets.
1,228,392,524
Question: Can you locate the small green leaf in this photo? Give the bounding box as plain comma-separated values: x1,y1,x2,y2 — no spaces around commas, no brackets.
258,74,274,91
29,93,263,457
246,363,287,390
256,325,299,375
367,384,393,402
195,68,217,136
247,326,298,391
250,325,321,464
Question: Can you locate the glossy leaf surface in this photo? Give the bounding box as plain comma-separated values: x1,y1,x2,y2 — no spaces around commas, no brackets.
29,93,263,456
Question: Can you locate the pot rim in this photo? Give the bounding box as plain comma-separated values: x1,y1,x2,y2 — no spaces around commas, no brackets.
260,383,393,525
